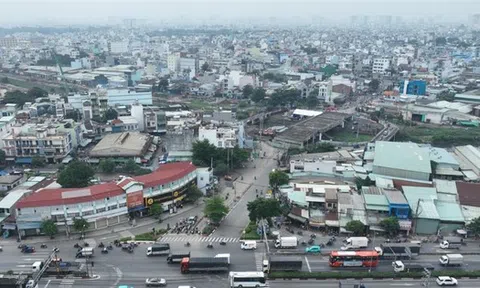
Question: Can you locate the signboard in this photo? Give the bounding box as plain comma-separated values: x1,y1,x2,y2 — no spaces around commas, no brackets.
144,188,187,207
127,191,144,210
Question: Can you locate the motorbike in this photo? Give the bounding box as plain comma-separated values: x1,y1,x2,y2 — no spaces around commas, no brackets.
207,243,214,249
98,242,105,248
330,236,336,242
185,242,191,247
74,243,80,248
297,231,303,236
308,239,314,245
18,244,26,249
220,241,226,246
101,247,108,254
107,245,113,250
326,240,333,246
310,234,316,239
301,241,307,246
319,243,326,248
83,242,89,247
40,244,47,249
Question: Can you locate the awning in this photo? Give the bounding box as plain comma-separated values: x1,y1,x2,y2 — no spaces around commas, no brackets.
369,225,386,232
287,213,308,224
62,156,73,164
15,157,32,164
17,222,42,230
2,223,17,230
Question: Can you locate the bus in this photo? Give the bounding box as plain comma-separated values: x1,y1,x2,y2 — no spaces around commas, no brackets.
229,271,267,288
329,250,379,267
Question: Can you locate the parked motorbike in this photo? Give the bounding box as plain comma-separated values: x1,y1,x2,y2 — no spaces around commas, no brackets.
83,242,89,247
185,242,191,247
207,243,214,249
326,240,333,246
18,244,26,249
40,244,47,249
297,231,303,236
220,241,226,246
107,245,113,250
301,241,307,246
310,234,316,239
308,239,314,245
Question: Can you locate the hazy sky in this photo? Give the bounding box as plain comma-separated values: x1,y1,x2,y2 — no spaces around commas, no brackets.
1,0,479,26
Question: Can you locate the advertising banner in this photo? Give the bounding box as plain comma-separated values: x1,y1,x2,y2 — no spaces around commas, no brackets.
127,190,144,210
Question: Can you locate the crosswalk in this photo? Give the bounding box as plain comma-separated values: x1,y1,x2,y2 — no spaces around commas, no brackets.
158,235,240,243
254,252,264,271
59,278,75,288
12,251,53,273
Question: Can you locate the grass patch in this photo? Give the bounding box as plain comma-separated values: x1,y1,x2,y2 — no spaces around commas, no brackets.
329,129,372,142
269,270,480,279
187,99,215,110
241,221,261,240
396,125,480,147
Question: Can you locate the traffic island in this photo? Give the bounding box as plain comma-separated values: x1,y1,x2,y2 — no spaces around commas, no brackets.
267,270,480,280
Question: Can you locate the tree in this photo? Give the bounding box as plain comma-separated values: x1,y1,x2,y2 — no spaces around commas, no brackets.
73,217,89,233
242,84,254,98
41,219,58,239
149,203,163,219
27,87,48,99
3,90,33,106
251,87,266,103
158,79,169,91
192,140,219,167
57,161,95,188
0,77,9,84
31,156,45,168
184,185,203,203
0,149,6,167
123,159,138,174
467,217,480,236
355,176,374,190
99,158,116,173
201,62,210,72
204,196,229,224
103,108,118,121
213,162,228,176
247,198,282,222
306,95,319,108
94,74,108,86
368,79,380,92
345,220,365,236
380,216,400,237
269,170,289,198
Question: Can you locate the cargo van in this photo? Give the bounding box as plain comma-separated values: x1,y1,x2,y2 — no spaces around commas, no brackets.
32,261,43,273
241,240,257,250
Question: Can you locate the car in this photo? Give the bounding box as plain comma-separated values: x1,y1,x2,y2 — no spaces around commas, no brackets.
436,276,458,286
305,245,321,253
145,278,167,287
0,245,3,252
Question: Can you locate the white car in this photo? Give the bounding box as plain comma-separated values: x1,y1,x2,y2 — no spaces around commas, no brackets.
145,278,167,287
436,276,458,286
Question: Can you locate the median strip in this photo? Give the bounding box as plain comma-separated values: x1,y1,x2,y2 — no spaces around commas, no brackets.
268,270,480,280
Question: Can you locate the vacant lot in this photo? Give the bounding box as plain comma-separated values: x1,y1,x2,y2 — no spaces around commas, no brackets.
396,125,480,147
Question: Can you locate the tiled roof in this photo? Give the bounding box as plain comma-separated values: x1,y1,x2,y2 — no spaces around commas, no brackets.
16,162,196,208
456,181,480,207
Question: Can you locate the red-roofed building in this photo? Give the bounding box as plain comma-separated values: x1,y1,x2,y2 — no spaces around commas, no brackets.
14,162,197,235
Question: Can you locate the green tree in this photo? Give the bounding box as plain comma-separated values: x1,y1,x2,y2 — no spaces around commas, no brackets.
251,87,266,103
214,162,228,176
467,217,480,236
192,140,219,167
201,62,210,72
3,90,33,106
41,219,58,239
214,91,223,98
345,220,365,236
368,79,380,92
27,87,48,98
247,198,282,222
31,156,45,168
242,84,254,98
355,176,374,190
0,149,6,167
184,185,203,203
123,159,138,174
306,95,319,108
73,217,89,233
99,158,116,173
380,216,400,237
269,170,289,198
0,77,9,84
57,161,95,188
149,203,164,219
204,196,229,224
103,108,118,121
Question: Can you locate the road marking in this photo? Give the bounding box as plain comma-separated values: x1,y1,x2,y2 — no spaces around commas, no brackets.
390,284,414,286
16,264,29,268
44,280,51,288
304,256,312,272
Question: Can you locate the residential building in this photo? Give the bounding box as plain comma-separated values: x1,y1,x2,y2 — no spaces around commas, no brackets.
196,167,215,194
399,80,427,96
0,104,18,117
372,57,391,75
179,57,198,77
0,116,15,149
0,175,23,192
198,126,237,148
111,117,139,133
167,53,181,73
109,41,129,54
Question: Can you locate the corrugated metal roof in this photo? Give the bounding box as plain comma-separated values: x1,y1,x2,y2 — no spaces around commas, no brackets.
373,141,431,174
428,147,459,166
363,194,389,206
437,192,457,203
375,177,394,189
433,179,458,195
461,205,480,224
418,200,440,220
403,186,438,219
383,189,408,205
435,200,465,222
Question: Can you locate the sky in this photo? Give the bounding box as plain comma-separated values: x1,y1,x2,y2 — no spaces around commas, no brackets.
0,0,479,26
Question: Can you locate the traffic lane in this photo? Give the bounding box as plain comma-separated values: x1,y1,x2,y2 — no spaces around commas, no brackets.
270,278,480,288
304,254,480,272
0,246,57,273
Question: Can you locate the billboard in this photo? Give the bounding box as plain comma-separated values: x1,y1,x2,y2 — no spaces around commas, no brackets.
127,191,144,210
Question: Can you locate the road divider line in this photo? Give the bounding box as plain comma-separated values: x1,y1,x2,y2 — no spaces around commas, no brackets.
43,279,51,288
305,256,311,272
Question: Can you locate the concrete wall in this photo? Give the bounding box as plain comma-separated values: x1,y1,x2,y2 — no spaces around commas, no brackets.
415,218,439,234
372,166,430,182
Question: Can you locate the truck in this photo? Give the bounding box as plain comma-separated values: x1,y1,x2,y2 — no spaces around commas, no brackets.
75,247,94,258
240,240,257,250
274,236,298,249
341,237,369,250
439,254,464,266
392,260,435,273
262,256,303,273
214,253,231,265
167,252,190,264
374,243,421,259
180,257,229,273
440,237,464,249
146,243,170,256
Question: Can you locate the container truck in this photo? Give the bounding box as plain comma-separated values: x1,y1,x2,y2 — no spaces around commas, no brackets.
167,252,190,264
262,256,302,273
374,243,421,259
440,237,463,249
214,253,231,265
341,237,369,250
439,254,464,266
274,236,298,249
180,257,229,273
392,260,434,273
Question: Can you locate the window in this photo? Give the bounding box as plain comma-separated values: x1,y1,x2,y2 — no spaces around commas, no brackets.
82,210,94,216
119,202,127,208
97,207,106,213
108,205,117,211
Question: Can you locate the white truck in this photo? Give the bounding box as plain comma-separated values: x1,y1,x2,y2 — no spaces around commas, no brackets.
341,237,369,250
215,253,231,265
240,240,257,250
76,247,94,258
439,254,464,266
440,237,463,249
274,236,298,249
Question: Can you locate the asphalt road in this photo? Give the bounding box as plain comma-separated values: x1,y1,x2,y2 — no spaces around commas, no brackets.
271,278,480,288
211,143,278,238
